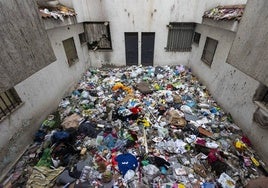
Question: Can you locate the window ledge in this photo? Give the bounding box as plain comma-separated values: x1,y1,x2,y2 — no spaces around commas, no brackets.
81,43,87,47
202,18,239,32
0,102,24,123
201,58,212,67
89,49,113,52
68,58,79,67
165,49,192,52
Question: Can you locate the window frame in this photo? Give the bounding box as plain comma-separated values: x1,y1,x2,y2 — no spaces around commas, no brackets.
253,84,268,128
254,84,268,108
0,88,22,121
193,32,201,45
62,37,79,66
201,37,218,67
165,22,195,52
84,21,112,51
78,32,87,46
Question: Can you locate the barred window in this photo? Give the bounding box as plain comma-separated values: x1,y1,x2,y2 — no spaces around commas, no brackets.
0,88,22,120
166,23,195,52
201,37,218,67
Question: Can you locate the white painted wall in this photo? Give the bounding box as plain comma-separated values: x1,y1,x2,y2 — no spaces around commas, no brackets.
227,0,268,86
189,23,268,163
73,0,247,67
0,23,90,176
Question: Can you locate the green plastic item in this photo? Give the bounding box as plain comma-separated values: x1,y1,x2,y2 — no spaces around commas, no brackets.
141,160,149,166
36,148,52,168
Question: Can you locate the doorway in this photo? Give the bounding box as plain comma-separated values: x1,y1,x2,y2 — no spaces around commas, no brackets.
125,32,138,66
141,32,155,66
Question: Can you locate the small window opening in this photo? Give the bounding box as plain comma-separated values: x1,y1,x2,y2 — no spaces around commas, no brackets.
193,32,201,45
79,32,87,46
0,88,22,120
253,84,268,128
63,37,78,66
201,37,218,67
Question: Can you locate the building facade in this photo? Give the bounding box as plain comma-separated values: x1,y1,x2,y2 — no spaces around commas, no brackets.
0,2,90,177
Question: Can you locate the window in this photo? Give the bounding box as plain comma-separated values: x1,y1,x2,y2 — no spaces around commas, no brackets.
166,22,195,52
201,37,218,67
193,32,201,45
253,84,268,128
63,37,78,66
84,22,112,50
79,32,87,45
0,88,22,120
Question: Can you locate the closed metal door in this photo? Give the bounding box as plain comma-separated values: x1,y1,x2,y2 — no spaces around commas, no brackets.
141,32,155,66
125,32,138,66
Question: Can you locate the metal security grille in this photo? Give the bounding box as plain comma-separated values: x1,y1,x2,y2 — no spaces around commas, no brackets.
166,23,195,52
0,88,22,120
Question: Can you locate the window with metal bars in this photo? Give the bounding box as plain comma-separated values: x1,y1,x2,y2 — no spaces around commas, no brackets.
166,23,195,52
0,88,22,120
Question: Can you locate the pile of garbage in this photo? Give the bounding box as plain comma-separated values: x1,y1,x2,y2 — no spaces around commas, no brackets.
203,5,245,21
2,65,267,188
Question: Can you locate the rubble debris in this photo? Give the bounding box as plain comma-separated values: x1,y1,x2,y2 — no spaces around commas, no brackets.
39,4,76,21
1,65,267,188
203,5,245,21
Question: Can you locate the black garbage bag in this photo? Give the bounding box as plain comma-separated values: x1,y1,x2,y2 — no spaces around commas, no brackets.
78,121,102,138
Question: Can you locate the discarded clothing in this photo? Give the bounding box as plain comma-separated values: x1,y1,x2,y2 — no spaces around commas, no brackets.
61,113,81,130
116,153,138,176
26,166,64,188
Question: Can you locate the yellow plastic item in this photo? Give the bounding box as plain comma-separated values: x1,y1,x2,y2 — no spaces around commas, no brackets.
178,183,185,188
251,156,260,166
143,119,150,127
112,82,124,91
112,82,133,94
234,140,247,150
154,83,160,90
82,109,92,116
137,118,150,127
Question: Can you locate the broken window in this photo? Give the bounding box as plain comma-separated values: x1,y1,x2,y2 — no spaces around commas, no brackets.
63,37,79,66
166,23,195,52
201,37,218,67
253,84,268,128
79,32,87,46
193,32,201,45
84,22,112,50
0,88,22,121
